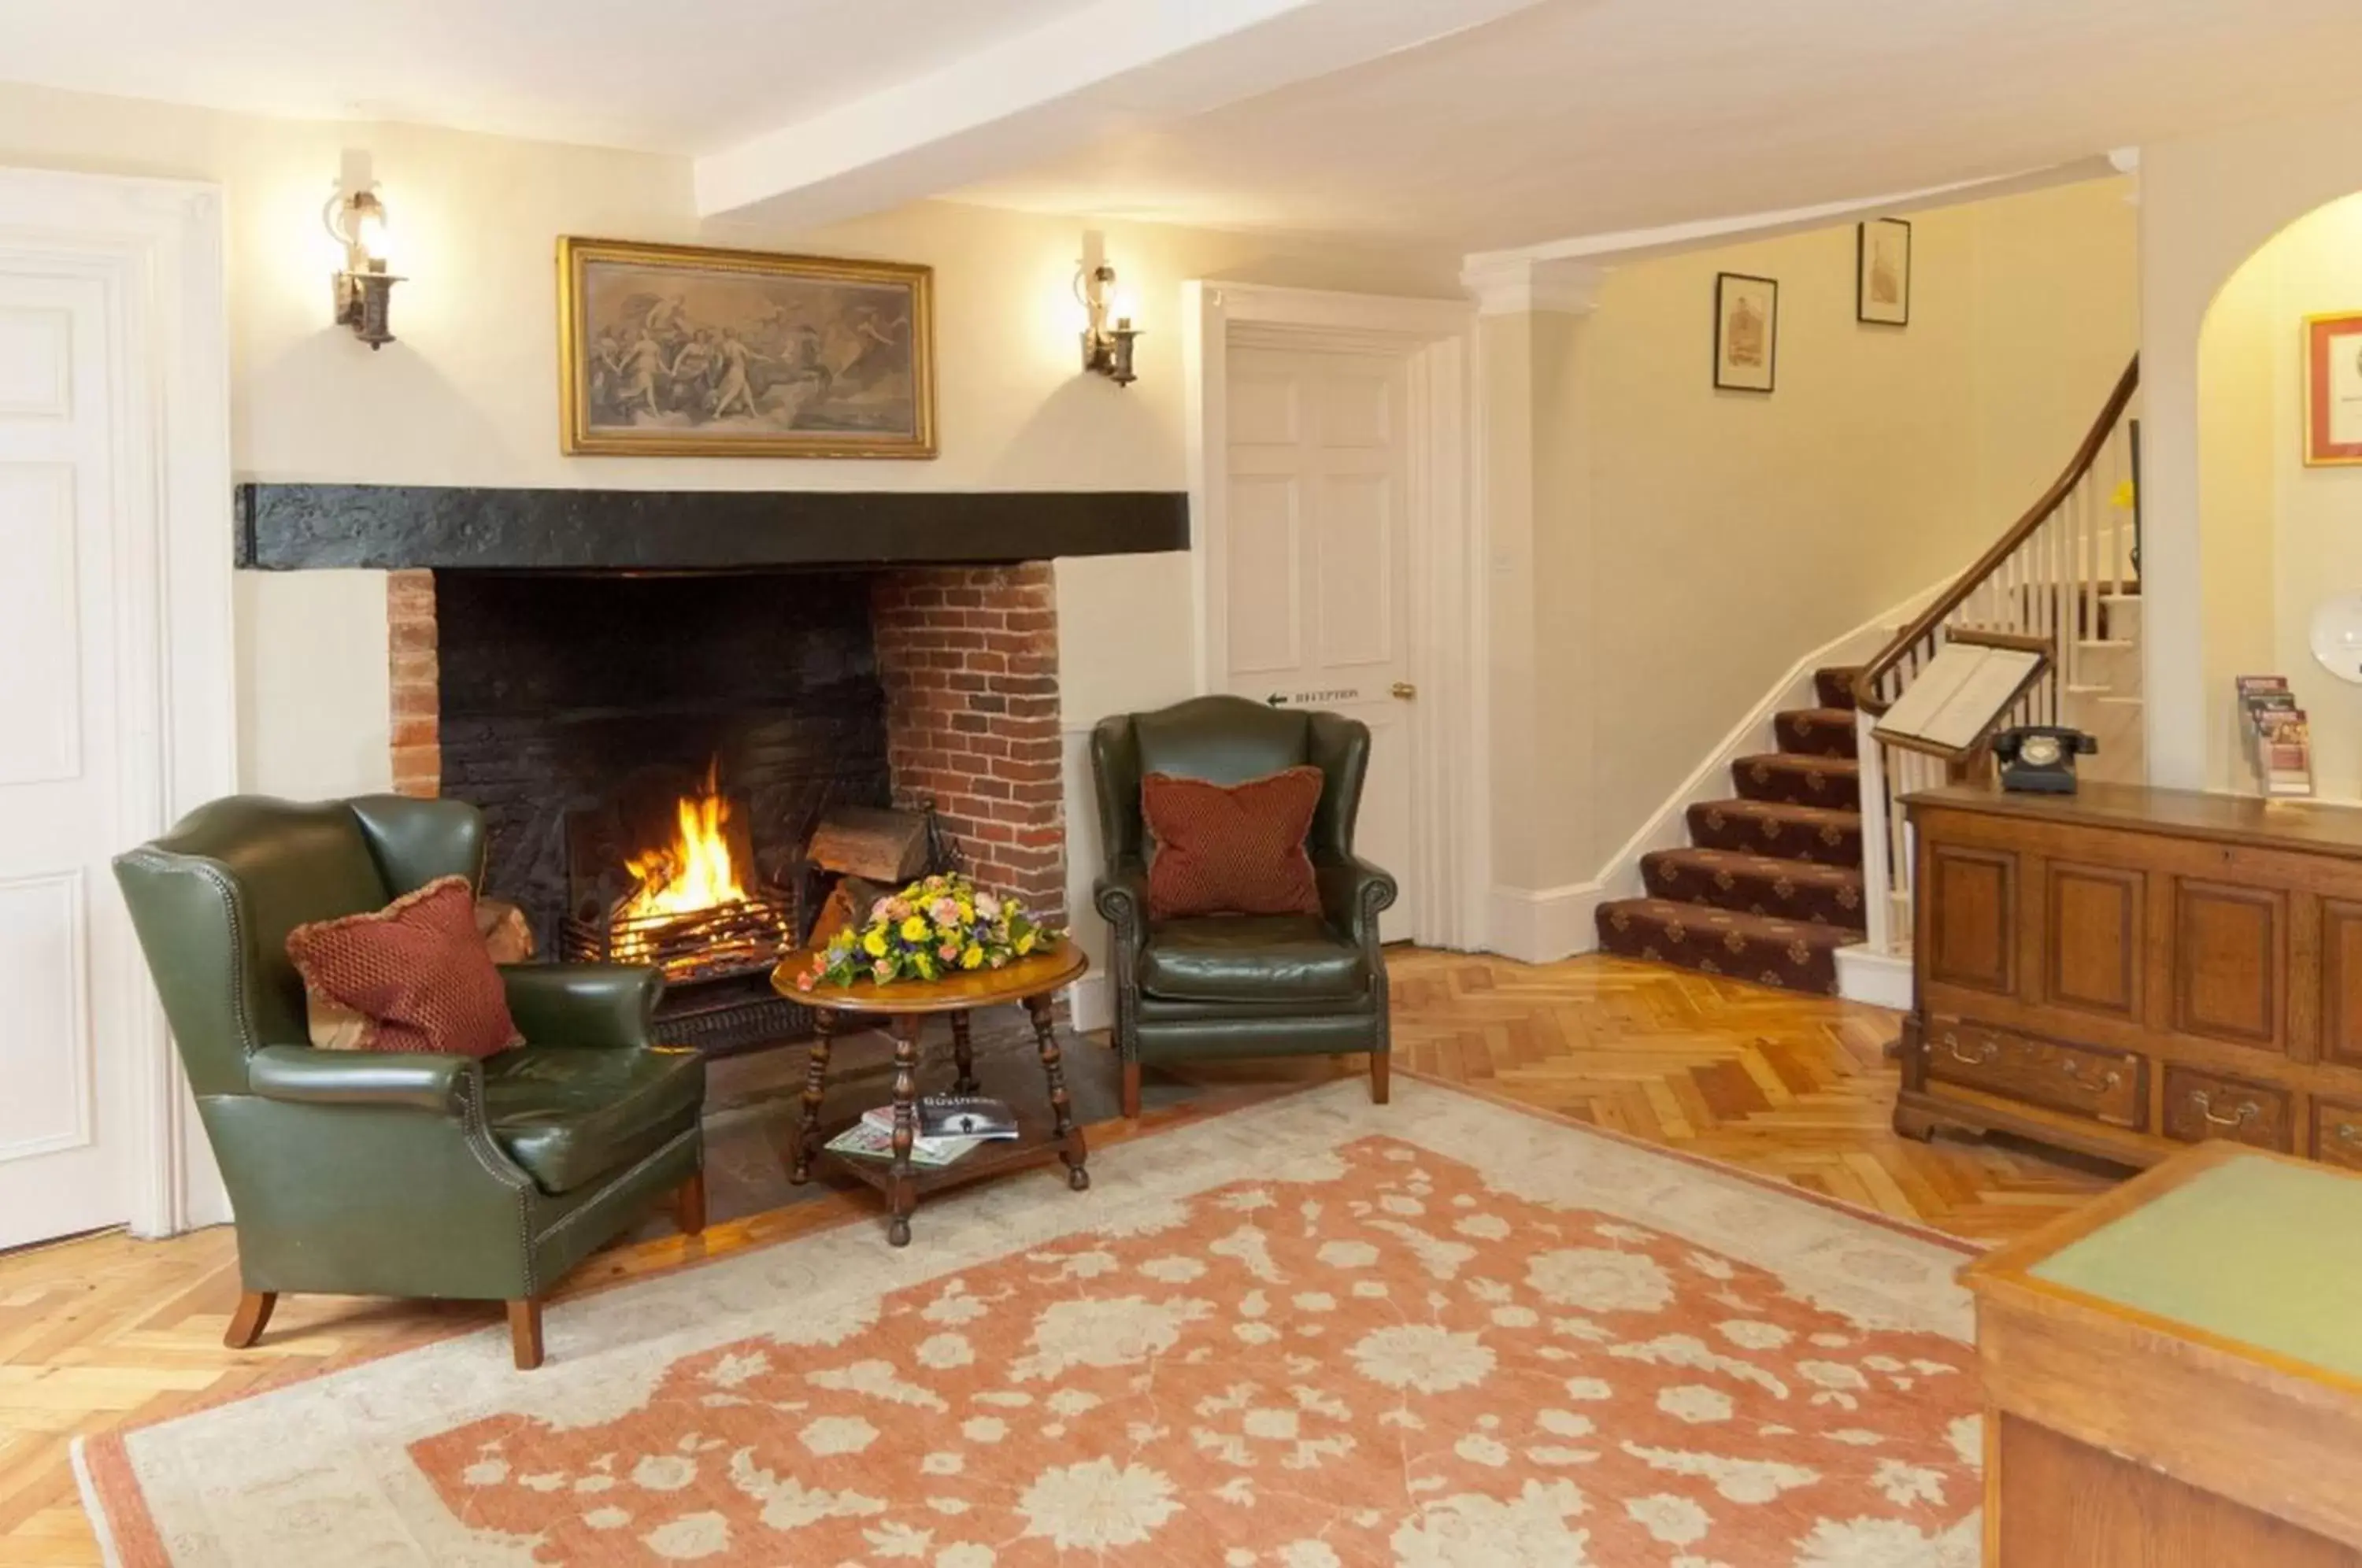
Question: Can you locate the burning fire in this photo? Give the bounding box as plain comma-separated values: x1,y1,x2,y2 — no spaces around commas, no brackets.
611,776,757,970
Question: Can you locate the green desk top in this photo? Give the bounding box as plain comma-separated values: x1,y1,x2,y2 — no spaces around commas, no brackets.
2031,1155,2362,1381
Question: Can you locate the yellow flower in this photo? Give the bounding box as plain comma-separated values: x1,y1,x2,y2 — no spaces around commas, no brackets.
862,930,887,958
1016,931,1036,955
914,952,937,980
961,944,984,969
2109,478,2136,511
957,900,974,920
900,915,927,942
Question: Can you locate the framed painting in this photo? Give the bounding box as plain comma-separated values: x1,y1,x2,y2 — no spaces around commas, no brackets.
2305,311,2362,466
1857,216,1911,326
557,237,936,458
1714,272,1778,393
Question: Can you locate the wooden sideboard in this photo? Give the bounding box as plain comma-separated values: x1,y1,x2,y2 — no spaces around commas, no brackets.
1897,782,2362,1170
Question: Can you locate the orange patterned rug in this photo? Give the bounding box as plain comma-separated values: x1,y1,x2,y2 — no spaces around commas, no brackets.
79,1079,1983,1566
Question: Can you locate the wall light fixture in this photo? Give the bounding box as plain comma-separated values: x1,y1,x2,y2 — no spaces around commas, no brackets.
326,152,402,349
1075,231,1141,386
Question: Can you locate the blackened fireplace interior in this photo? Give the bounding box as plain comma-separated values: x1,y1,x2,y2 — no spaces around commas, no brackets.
435,569,891,1052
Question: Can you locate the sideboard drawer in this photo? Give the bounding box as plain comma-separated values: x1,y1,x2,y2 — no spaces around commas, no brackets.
2162,1066,2293,1152
2314,1098,2362,1172
1923,1019,2145,1129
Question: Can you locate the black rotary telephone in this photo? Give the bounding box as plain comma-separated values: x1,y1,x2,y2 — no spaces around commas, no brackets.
1992,726,2097,794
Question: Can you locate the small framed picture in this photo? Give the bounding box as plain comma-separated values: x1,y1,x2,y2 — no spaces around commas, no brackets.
1713,272,1779,393
2304,311,2362,466
1857,217,1912,326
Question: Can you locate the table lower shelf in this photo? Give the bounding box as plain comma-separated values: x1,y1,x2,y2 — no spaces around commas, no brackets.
815,1105,1086,1200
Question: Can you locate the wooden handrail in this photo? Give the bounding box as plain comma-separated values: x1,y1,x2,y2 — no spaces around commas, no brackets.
1852,354,2140,714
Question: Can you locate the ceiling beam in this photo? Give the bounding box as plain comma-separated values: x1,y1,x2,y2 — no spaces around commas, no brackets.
694,0,1549,229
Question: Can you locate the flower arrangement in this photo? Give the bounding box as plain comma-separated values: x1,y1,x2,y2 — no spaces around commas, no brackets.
797,872,1060,990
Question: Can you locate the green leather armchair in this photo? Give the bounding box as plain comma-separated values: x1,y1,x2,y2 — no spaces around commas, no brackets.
113,795,706,1370
1090,696,1398,1117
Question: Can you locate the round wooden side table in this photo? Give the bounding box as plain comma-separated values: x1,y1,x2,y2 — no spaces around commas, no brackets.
769,945,1090,1246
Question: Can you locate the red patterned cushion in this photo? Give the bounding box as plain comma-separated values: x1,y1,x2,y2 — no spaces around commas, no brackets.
285,876,522,1059
1142,766,1325,920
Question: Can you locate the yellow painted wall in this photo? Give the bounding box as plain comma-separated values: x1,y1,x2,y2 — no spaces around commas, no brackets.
2195,191,2362,799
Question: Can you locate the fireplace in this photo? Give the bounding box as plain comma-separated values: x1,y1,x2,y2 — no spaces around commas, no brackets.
391,561,1067,1052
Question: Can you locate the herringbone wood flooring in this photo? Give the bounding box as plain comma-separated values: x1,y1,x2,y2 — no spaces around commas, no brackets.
0,951,2112,1564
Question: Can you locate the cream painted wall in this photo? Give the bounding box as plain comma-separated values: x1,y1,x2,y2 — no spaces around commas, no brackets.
0,80,1457,992
1520,177,2138,882
2194,192,2362,799
2140,96,2362,790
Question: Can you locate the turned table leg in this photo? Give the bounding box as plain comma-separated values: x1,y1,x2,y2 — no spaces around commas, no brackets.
790,1009,836,1184
950,1010,979,1095
1025,992,1090,1191
886,1013,923,1246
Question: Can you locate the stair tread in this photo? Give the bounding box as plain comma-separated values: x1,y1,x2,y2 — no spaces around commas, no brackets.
1642,847,1864,888
1737,751,1860,775
1694,797,1861,828
1597,897,1861,948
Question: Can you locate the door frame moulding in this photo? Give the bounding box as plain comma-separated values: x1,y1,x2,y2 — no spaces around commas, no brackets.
1180,281,1483,951
0,165,236,1237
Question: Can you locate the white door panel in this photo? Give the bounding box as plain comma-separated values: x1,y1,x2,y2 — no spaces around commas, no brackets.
1222,346,1419,939
0,268,137,1248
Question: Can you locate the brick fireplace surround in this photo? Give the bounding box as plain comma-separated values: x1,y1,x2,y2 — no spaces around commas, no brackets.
384,562,1068,930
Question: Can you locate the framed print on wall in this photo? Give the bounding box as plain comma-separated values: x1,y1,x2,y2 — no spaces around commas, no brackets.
1857,216,1912,326
2305,311,2362,466
1714,272,1779,393
557,236,937,458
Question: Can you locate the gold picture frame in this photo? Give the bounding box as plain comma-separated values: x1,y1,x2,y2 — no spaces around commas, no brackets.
2304,310,2362,467
557,236,937,459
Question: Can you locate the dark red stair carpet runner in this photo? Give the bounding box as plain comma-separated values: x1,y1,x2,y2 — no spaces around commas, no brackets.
1594,665,1868,995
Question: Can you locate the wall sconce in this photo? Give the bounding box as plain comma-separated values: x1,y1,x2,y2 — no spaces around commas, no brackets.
1075,231,1141,386
325,152,402,349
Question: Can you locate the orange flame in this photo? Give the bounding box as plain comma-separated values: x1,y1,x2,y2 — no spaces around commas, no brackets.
611,776,751,965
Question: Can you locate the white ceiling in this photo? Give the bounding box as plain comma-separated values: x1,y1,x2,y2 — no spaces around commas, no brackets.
6,0,2362,253
948,0,2362,250
0,0,1092,154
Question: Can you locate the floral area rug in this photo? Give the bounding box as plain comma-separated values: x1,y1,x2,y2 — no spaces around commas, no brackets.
79,1078,1983,1566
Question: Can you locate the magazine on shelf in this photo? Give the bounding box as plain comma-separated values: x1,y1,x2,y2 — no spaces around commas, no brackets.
861,1097,1021,1142
826,1117,983,1168
2235,675,2314,797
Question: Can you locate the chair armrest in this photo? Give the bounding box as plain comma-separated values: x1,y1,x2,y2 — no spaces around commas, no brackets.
248,1045,474,1115
1317,854,1399,949
500,963,663,1048
1094,860,1152,963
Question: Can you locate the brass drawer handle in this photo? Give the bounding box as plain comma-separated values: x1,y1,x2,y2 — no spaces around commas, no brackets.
2335,1122,2362,1146
2057,1057,2123,1094
2190,1091,2259,1129
1942,1031,1997,1067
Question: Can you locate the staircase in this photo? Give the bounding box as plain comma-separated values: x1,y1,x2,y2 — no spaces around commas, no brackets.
1594,665,1868,995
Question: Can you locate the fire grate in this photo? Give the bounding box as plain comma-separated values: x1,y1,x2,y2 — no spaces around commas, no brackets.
560,892,796,985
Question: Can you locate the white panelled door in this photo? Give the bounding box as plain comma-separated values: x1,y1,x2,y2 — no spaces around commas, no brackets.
0,268,141,1248
1222,345,1419,939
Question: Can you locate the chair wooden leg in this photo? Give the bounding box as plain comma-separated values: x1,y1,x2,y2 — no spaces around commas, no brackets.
673,1169,706,1237
508,1297,545,1370
1122,1059,1142,1119
224,1291,276,1350
1371,1051,1390,1105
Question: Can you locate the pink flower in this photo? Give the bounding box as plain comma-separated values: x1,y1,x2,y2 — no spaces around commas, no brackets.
872,958,895,983
975,892,1002,920
795,971,816,993
939,942,962,962
930,897,961,926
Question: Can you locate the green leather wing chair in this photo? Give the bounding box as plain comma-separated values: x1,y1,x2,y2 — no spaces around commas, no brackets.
113,795,706,1370
1090,695,1398,1118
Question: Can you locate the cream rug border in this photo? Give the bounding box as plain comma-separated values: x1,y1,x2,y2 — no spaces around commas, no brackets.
80,1077,1978,1567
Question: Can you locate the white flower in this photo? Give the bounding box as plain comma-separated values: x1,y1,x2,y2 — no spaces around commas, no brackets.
1016,1458,1181,1549
1456,1214,1511,1240
1716,1319,1792,1351
1381,1195,1426,1215
631,1454,697,1491
1527,1248,1675,1314
1013,1296,1209,1381
1563,1378,1612,1401
916,1333,974,1369
702,1349,771,1388
1140,1256,1207,1283
1055,1250,1120,1279
935,1545,994,1568
1538,1409,1596,1437
1353,1281,1390,1298
1391,1479,1594,1566
1594,1222,1656,1244
1318,1241,1379,1268
1657,1385,1734,1424
799,1416,879,1455
864,1520,935,1559
1048,1389,1102,1417
461,1458,509,1486
1294,1292,1337,1312
1491,1305,1539,1329
1871,1459,1946,1507
1244,1407,1300,1440
1235,1322,1281,1345
1799,1360,1868,1391
1626,1493,1709,1545
1683,1251,1735,1281
642,1512,729,1559
1795,1517,1949,1567
1283,1543,1342,1568
921,1285,990,1326
1946,1414,1981,1466
922,1452,964,1475
1348,1324,1497,1394
962,1416,1007,1443
1455,1433,1511,1466
583,1507,630,1530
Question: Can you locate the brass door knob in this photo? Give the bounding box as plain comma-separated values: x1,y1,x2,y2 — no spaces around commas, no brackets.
1390,682,1417,700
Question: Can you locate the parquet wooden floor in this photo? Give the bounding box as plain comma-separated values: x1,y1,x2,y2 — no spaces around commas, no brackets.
0,950,2115,1565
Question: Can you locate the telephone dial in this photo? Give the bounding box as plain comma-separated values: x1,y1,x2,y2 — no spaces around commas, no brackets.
1991,726,2096,794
